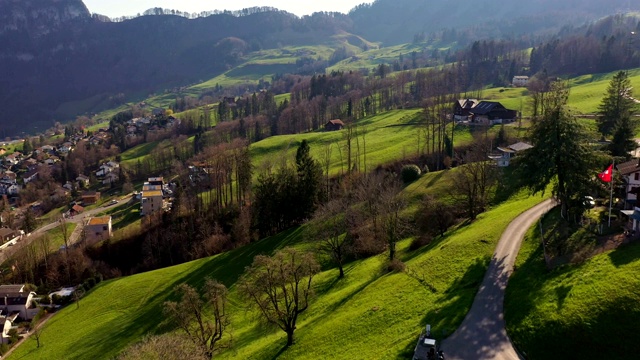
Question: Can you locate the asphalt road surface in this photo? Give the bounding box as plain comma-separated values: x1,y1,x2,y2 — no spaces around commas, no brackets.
442,199,555,360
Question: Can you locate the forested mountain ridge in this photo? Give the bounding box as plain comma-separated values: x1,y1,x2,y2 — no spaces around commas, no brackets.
1,0,640,137
350,0,640,45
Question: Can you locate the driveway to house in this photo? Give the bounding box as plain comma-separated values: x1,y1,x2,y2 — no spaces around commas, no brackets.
0,195,132,264
442,199,555,360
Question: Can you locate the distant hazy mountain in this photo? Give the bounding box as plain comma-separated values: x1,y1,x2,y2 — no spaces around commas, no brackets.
349,0,640,45
0,0,639,137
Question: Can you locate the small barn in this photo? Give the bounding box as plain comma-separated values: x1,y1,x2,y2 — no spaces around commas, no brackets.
325,119,345,131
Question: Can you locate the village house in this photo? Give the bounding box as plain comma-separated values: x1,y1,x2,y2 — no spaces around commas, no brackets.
469,101,517,125
57,142,74,155
70,204,84,216
0,311,19,344
325,119,345,131
141,177,165,216
81,191,101,205
454,100,517,125
512,76,530,87
96,161,119,177
141,190,163,216
22,168,39,184
0,148,5,156
0,228,22,246
488,142,534,167
0,285,39,323
617,159,640,209
454,99,479,121
76,174,90,187
3,152,22,166
85,216,112,242
102,172,119,185
1,171,16,184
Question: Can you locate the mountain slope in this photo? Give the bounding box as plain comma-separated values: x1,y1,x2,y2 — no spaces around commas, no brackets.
349,0,640,45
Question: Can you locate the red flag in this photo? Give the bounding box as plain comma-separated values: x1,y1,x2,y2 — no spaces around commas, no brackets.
598,164,613,183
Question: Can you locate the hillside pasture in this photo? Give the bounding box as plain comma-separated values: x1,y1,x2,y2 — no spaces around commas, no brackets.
506,209,640,359
6,177,549,359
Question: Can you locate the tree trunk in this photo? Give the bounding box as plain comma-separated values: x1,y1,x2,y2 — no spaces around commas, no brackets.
286,330,295,347
338,264,344,278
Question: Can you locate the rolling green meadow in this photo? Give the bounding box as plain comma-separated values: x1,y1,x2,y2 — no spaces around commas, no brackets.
505,209,640,360
7,172,549,360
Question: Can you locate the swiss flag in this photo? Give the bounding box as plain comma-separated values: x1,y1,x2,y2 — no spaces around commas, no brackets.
598,164,613,183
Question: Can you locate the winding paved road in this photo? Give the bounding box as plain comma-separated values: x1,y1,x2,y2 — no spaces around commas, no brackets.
0,196,131,265
442,199,555,360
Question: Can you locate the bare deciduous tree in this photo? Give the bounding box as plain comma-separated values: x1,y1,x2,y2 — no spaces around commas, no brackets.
310,198,350,278
163,278,231,358
452,142,497,220
239,248,319,347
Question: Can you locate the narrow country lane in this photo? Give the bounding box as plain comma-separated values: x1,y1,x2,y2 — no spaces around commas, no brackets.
442,199,555,360
0,195,132,265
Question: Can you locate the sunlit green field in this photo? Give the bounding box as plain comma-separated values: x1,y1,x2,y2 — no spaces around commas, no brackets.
7,174,548,360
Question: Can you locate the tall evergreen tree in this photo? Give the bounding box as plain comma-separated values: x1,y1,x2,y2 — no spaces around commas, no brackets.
295,140,324,221
597,71,637,140
517,81,597,218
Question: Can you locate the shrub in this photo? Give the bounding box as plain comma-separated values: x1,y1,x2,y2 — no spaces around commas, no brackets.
386,259,406,273
401,164,421,183
409,235,432,251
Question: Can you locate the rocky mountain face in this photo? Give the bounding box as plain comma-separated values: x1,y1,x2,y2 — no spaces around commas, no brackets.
0,0,90,38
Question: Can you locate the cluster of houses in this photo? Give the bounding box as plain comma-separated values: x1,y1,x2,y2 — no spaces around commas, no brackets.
0,127,114,194
124,116,180,138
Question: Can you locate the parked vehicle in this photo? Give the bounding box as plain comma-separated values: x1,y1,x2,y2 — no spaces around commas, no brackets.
413,325,444,360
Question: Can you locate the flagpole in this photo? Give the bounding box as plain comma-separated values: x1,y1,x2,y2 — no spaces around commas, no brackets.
609,159,615,227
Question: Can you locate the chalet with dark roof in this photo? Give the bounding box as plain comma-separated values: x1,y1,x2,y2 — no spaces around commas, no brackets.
454,99,479,121
469,101,517,125
617,159,640,208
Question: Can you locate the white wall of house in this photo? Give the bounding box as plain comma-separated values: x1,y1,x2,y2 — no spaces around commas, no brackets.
624,171,640,205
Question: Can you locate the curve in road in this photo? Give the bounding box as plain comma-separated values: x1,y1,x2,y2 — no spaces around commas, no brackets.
442,199,555,360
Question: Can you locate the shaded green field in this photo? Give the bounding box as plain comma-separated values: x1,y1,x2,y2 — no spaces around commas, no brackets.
505,209,640,359
7,174,549,359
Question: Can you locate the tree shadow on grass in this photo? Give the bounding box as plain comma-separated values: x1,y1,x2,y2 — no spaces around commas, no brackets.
49,227,306,359
608,240,640,268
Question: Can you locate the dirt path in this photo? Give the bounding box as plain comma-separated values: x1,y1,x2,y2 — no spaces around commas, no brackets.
442,199,555,360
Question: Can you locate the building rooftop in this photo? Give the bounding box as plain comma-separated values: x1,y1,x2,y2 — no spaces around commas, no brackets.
88,216,111,226
0,285,24,294
0,228,17,238
618,159,640,175
142,190,163,197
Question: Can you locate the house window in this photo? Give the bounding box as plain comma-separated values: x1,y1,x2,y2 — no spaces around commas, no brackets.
635,173,639,181
103,226,107,231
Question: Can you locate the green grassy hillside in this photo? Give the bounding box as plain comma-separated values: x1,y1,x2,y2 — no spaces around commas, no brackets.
250,109,482,176
8,175,548,360
505,210,640,359
480,68,640,116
